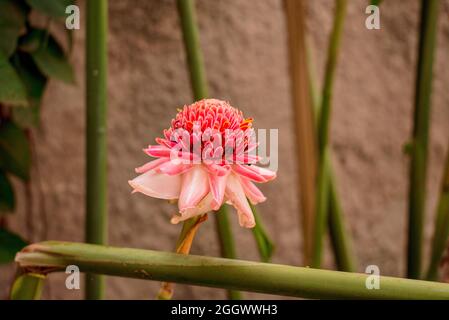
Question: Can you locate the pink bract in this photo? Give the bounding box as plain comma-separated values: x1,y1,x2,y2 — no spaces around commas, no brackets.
128,99,276,228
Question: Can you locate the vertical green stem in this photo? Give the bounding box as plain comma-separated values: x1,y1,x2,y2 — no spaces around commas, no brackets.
311,0,347,268
85,0,108,299
177,0,208,100
177,0,239,299
215,206,241,300
407,0,439,279
426,152,449,280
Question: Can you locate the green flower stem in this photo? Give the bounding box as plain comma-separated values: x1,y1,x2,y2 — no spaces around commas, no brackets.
311,0,347,269
13,241,449,299
176,0,208,100
10,273,45,300
85,0,108,299
407,0,440,279
177,0,239,299
426,152,449,280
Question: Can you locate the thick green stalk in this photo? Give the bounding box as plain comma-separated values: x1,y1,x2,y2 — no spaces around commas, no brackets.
176,0,239,299
407,0,439,279
85,0,108,299
14,241,449,299
10,273,45,300
312,0,347,268
426,152,449,280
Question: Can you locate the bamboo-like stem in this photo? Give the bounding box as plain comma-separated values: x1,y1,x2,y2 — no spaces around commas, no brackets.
311,0,347,268
13,241,449,299
284,0,318,265
85,0,108,299
407,0,439,279
176,0,240,299
10,273,45,300
426,151,449,280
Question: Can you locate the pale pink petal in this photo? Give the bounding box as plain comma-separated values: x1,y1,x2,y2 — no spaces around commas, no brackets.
225,174,255,228
240,177,266,205
171,193,214,224
232,164,276,183
178,165,210,213
246,165,277,181
232,164,266,182
135,158,169,174
208,172,228,210
156,161,192,175
128,170,181,200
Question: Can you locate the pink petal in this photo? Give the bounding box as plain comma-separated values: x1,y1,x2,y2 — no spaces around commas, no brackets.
128,170,181,199
240,177,266,205
135,158,169,174
225,174,255,228
208,172,228,210
156,161,192,175
178,165,210,213
171,193,214,224
232,164,276,182
144,145,171,158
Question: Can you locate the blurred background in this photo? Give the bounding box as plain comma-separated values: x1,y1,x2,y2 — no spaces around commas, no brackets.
1,0,449,299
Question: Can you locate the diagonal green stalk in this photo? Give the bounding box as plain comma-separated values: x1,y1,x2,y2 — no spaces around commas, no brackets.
12,241,449,299
426,150,449,280
407,0,439,279
250,204,274,262
327,167,355,271
307,40,355,271
85,0,108,299
311,0,348,268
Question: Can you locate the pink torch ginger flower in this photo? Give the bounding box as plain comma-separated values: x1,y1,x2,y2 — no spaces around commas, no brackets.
128,99,276,228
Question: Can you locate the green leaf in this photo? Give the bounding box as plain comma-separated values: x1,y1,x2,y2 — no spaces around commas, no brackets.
250,204,274,262
0,228,27,264
26,0,73,18
0,52,28,106
30,31,75,84
0,0,27,57
11,52,47,128
0,121,31,180
0,170,14,214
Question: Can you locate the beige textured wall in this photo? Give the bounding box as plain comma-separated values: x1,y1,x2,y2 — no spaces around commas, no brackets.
1,0,449,299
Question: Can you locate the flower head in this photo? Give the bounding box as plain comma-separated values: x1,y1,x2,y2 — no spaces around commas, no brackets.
128,99,276,228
